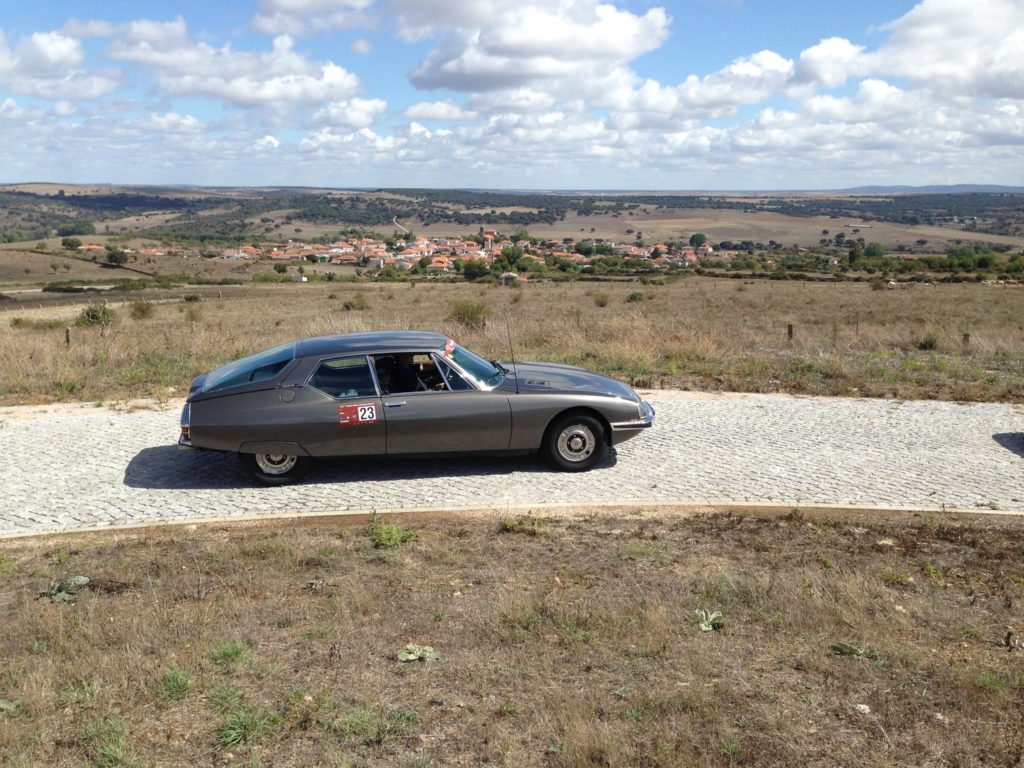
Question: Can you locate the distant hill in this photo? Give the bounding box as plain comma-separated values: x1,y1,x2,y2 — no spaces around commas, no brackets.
836,184,1024,194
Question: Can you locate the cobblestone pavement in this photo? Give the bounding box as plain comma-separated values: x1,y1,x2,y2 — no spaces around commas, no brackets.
2,391,1023,537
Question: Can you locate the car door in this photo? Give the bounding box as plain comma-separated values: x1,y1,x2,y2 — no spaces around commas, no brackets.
284,354,387,457
381,353,512,455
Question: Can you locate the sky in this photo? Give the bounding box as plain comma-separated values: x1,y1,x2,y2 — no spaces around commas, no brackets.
0,0,1022,190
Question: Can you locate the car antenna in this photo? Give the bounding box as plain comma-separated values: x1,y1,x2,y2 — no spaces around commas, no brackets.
504,315,520,393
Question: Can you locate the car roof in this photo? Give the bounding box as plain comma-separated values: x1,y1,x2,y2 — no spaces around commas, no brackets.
296,330,449,359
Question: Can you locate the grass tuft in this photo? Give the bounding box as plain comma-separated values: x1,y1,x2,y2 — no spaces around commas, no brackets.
209,640,247,666
158,665,193,701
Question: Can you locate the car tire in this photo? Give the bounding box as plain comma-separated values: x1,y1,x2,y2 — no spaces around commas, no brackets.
239,452,311,486
542,413,607,472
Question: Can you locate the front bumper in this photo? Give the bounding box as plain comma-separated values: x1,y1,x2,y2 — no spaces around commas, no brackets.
609,400,654,445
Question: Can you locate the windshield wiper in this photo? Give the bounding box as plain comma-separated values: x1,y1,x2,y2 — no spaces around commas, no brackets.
491,360,510,373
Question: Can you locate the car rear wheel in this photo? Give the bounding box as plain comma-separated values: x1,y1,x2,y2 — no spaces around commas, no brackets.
543,413,607,472
239,452,311,486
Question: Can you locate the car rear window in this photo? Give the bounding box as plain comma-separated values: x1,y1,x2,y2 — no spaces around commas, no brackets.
203,342,295,394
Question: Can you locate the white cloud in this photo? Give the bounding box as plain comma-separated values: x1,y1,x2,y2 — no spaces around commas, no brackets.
107,22,361,108
252,0,375,35
794,37,865,88
61,19,118,38
254,134,281,151
350,38,372,54
136,112,203,134
0,28,120,99
866,0,1024,99
314,96,387,127
408,1,670,92
404,99,476,120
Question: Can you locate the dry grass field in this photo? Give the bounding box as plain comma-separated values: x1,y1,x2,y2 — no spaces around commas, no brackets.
414,208,1024,251
0,278,1021,405
1,508,1021,767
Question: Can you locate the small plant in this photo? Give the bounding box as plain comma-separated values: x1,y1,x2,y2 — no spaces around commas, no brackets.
626,291,646,303
499,516,548,536
696,608,724,632
721,737,746,765
210,639,247,666
830,642,879,660
183,294,201,303
0,698,25,715
129,301,153,320
976,672,1008,692
209,684,244,714
184,305,202,323
82,715,137,768
397,644,439,663
447,299,488,329
342,293,369,311
159,665,193,700
57,678,99,707
918,330,939,351
341,707,419,745
0,552,14,573
593,292,609,307
76,303,117,327
216,706,281,748
39,575,90,604
366,512,414,549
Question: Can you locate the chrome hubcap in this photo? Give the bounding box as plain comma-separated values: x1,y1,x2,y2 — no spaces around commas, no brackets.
254,453,297,475
557,424,595,462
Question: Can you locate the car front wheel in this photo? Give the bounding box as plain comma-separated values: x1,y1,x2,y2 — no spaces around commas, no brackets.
542,413,607,472
239,452,311,486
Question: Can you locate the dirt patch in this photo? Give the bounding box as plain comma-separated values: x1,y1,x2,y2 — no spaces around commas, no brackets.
1,508,1021,766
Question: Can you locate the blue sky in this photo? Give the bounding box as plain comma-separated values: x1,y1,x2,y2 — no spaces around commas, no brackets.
0,0,1021,189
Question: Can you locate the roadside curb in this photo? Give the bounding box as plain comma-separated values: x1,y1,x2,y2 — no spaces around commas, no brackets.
3,499,1021,542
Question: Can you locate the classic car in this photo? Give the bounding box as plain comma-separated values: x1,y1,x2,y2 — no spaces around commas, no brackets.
179,330,654,484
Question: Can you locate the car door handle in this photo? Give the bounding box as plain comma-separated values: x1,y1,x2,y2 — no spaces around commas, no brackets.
385,400,407,407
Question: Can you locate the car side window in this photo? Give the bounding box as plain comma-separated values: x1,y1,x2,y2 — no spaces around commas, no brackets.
374,353,444,394
433,354,474,391
309,356,377,399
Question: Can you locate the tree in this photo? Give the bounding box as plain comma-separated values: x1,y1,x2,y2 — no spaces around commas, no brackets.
61,237,82,250
462,259,490,280
864,243,885,258
274,263,288,274
106,248,128,266
500,246,523,266
689,233,707,248
57,221,95,237
418,256,431,269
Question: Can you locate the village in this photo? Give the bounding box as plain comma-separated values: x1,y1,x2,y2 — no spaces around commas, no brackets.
212,227,730,276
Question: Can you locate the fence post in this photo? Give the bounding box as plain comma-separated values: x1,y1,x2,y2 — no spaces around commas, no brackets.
65,328,71,348
787,323,794,343
963,332,971,347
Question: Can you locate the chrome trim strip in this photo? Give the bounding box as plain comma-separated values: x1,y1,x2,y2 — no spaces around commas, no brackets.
610,401,654,431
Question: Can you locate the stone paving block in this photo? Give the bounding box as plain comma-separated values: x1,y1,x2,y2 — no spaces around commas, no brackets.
1,392,1023,536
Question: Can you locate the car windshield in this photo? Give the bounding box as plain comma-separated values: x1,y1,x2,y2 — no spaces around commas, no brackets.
203,342,295,394
446,341,504,389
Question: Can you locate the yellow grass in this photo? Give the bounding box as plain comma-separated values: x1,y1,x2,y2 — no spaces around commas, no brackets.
0,278,1021,405
1,509,1022,766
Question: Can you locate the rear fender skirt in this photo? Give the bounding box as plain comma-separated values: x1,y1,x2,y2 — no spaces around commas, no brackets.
238,441,310,457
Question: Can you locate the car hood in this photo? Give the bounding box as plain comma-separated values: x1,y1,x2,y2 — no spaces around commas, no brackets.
502,361,639,401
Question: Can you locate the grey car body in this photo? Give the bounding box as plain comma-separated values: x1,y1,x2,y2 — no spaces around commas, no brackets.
179,330,654,483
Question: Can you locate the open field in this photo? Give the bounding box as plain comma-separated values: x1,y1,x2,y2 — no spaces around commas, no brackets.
1,508,1022,766
0,278,1021,405
414,208,1024,251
